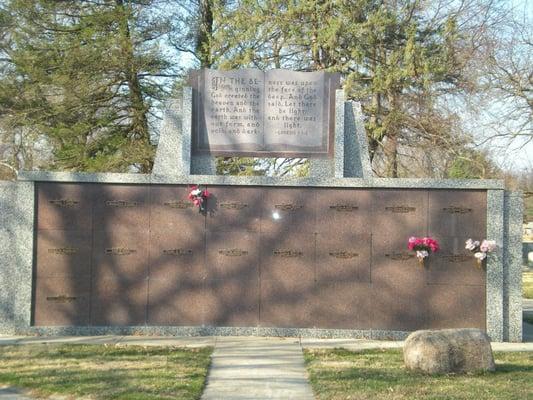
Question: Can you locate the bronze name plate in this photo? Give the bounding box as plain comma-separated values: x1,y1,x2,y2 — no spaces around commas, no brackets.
48,247,78,255
441,254,471,263
273,249,303,257
385,206,416,213
329,251,359,259
105,247,137,256
46,295,77,303
442,206,472,214
105,200,140,207
163,249,193,256
164,201,193,209
49,199,79,207
385,252,415,261
275,204,303,211
220,202,248,210
329,205,359,212
218,249,249,257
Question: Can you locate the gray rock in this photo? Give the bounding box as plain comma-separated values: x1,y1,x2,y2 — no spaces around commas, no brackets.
403,329,495,374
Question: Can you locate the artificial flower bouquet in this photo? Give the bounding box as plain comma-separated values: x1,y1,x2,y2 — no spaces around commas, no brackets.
465,238,496,266
188,185,210,212
408,236,439,264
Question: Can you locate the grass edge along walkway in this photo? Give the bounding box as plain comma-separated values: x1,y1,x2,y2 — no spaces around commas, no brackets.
0,344,213,400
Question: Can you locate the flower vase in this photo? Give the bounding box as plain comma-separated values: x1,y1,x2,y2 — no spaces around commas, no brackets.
417,256,425,267
476,258,483,268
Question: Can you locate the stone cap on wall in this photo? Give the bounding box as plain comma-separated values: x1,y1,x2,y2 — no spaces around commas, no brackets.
17,170,505,190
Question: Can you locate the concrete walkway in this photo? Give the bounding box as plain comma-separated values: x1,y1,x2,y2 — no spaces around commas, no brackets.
201,337,314,400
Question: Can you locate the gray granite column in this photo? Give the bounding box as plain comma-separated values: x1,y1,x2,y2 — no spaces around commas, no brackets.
503,191,523,342
0,181,34,334
486,189,505,341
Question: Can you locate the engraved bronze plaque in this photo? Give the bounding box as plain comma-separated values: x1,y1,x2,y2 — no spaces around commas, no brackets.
262,189,316,234
428,191,486,237
34,277,90,326
442,206,472,214
151,186,204,232
273,249,303,257
316,233,371,283
163,248,193,256
206,187,261,232
163,200,192,209
47,247,78,255
220,201,248,210
427,236,485,285
440,254,471,263
49,199,79,207
385,252,415,261
274,204,303,211
149,229,205,282
329,204,358,212
385,206,416,213
105,247,137,256
329,251,359,259
372,190,428,249
105,200,140,207
206,231,258,279
37,229,92,277
191,68,340,157
316,189,371,235
37,183,93,230
218,248,249,256
46,295,77,303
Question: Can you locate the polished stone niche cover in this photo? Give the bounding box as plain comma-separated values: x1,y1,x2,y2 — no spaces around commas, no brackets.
190,68,340,157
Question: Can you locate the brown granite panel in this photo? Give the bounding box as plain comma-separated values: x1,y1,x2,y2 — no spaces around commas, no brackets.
429,190,487,237
313,282,372,329
203,278,259,326
206,187,262,232
260,279,315,328
370,284,429,331
260,234,315,285
426,284,486,330
93,185,150,231
92,229,149,280
315,233,371,283
150,185,205,232
37,183,93,230
149,230,206,283
260,188,316,234
36,230,92,277
371,190,428,248
315,189,371,234
427,236,486,286
372,238,427,288
34,277,90,326
147,279,205,326
206,231,259,281
91,277,148,325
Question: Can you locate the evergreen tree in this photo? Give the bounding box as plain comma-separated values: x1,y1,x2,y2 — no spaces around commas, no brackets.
0,0,176,172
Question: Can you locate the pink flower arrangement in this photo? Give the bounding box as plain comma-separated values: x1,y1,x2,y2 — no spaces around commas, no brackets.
465,238,496,266
408,236,439,262
188,185,210,212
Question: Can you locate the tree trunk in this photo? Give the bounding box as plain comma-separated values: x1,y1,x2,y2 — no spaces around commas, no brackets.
115,0,151,172
197,0,214,68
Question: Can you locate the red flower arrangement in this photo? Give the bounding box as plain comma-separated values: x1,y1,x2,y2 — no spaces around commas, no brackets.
407,236,439,264
188,185,210,212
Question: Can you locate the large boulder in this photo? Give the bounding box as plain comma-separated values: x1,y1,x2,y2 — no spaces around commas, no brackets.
403,329,495,374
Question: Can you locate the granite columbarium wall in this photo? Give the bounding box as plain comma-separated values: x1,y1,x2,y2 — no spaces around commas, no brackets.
0,76,523,341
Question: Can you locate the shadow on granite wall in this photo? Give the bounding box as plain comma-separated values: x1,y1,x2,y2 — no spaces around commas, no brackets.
31,183,487,333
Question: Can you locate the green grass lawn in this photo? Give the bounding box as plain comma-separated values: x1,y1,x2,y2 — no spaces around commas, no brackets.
304,348,533,400
524,271,533,299
0,344,212,400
